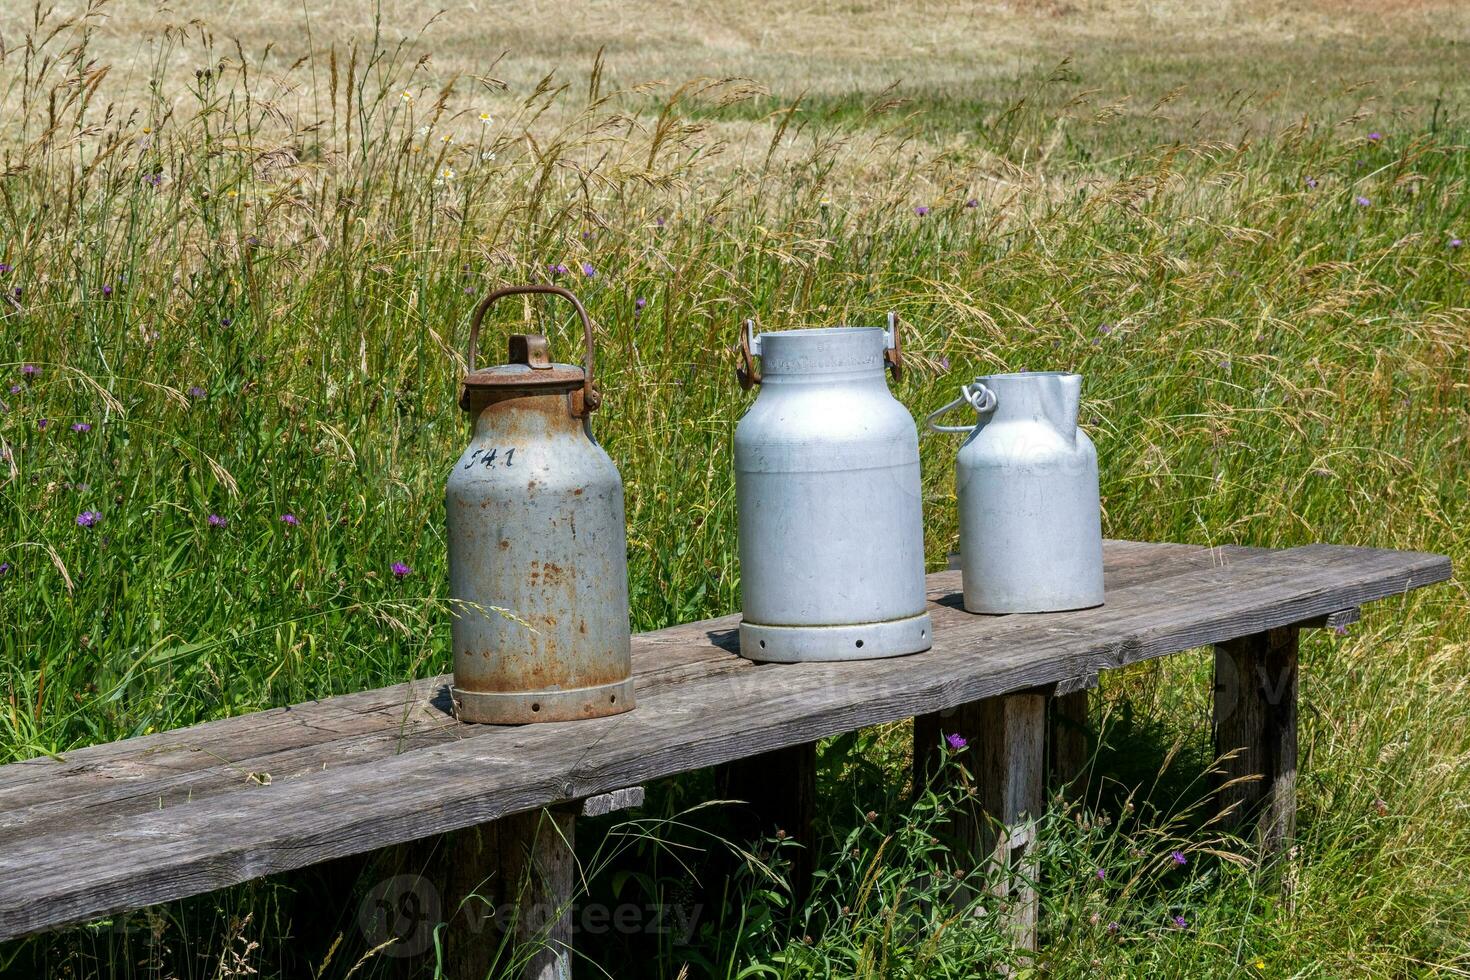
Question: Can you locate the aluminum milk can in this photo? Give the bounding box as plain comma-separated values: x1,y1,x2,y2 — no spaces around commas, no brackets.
446,285,634,723
926,371,1104,614
733,315,933,662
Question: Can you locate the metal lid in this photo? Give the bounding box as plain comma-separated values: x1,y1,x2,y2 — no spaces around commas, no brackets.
458,287,602,415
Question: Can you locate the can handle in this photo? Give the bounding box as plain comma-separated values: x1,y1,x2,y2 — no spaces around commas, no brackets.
883,312,905,382
736,318,762,389
467,285,600,415
925,381,997,433
736,312,905,388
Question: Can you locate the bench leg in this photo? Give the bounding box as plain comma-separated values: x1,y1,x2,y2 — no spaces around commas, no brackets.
445,808,576,980
914,693,1046,954
1047,689,1091,797
714,742,817,900
1213,626,1299,853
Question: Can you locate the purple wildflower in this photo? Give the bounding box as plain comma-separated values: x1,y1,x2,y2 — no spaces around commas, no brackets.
1107,921,1120,935
207,514,228,528
0,562,9,576
581,230,594,241
914,205,931,217
464,286,475,294
1450,238,1463,249
70,422,91,433
937,355,951,372
221,316,232,327
1367,131,1382,142
1304,176,1318,189
280,513,299,526
0,263,10,273
1096,868,1106,881
101,284,113,299
945,732,968,750
634,297,647,318
1334,623,1350,637
1171,850,1188,866
1355,195,1371,207
1099,322,1113,335
76,511,100,528
549,263,569,277
8,384,19,394
188,386,207,399
37,418,49,430
22,364,37,376
143,173,162,188
580,262,596,278
655,216,666,228
13,287,21,300
1172,915,1188,929
391,561,412,579
965,198,979,208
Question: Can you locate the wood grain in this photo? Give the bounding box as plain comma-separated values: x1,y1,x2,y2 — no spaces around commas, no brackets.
0,542,1448,940
1213,627,1300,851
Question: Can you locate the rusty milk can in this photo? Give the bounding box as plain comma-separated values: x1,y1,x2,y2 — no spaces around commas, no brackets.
446,285,634,723
733,315,933,662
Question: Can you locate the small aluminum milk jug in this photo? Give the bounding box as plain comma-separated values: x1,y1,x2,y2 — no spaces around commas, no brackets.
446,285,634,724
926,372,1104,614
733,315,933,662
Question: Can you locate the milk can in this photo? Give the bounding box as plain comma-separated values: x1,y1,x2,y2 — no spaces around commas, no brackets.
446,285,634,724
926,371,1104,614
733,315,933,662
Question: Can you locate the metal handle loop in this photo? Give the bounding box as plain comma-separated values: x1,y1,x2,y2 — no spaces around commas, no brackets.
925,381,996,433
736,318,761,390
467,285,599,414
884,312,904,382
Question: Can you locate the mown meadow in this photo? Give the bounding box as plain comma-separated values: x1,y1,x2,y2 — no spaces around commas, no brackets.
1,0,1468,976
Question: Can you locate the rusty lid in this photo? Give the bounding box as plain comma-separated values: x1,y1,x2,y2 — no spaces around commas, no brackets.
459,335,585,410
459,286,602,416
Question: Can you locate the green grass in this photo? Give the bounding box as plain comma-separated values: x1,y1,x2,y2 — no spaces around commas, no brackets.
2,2,1469,977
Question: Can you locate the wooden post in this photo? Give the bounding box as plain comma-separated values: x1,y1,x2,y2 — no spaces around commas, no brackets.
1213,626,1299,853
714,742,817,900
914,693,1046,953
1047,688,1091,797
444,808,576,980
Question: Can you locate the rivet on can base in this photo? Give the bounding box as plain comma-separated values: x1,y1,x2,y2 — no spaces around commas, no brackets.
739,612,933,664
452,677,636,725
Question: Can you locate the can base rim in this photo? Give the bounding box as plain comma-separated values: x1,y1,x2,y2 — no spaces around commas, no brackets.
739,613,933,663
452,677,635,724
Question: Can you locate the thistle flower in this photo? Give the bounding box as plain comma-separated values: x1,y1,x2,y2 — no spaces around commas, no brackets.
21,364,37,376
221,317,232,327
280,513,299,526
634,297,647,316
0,561,10,576
965,198,979,208
581,262,596,277
101,285,113,298
391,561,412,579
914,205,931,216
549,263,569,276
208,514,228,528
1367,131,1382,142
1450,238,1464,249
1171,850,1188,866
1172,915,1188,929
8,384,19,394
76,511,100,528
1355,195,1371,207
655,216,666,227
1107,922,1120,935
1095,868,1106,881
188,386,207,399
70,422,91,433
0,263,10,273
1304,176,1318,189
945,732,967,750
37,418,49,430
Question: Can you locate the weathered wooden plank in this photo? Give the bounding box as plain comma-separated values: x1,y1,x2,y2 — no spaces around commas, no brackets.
0,542,1246,838
0,543,1448,939
1213,627,1300,851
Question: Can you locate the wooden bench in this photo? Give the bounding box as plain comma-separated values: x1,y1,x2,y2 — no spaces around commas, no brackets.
0,540,1450,975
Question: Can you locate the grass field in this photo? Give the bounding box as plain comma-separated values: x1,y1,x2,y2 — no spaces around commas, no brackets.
2,0,1469,976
